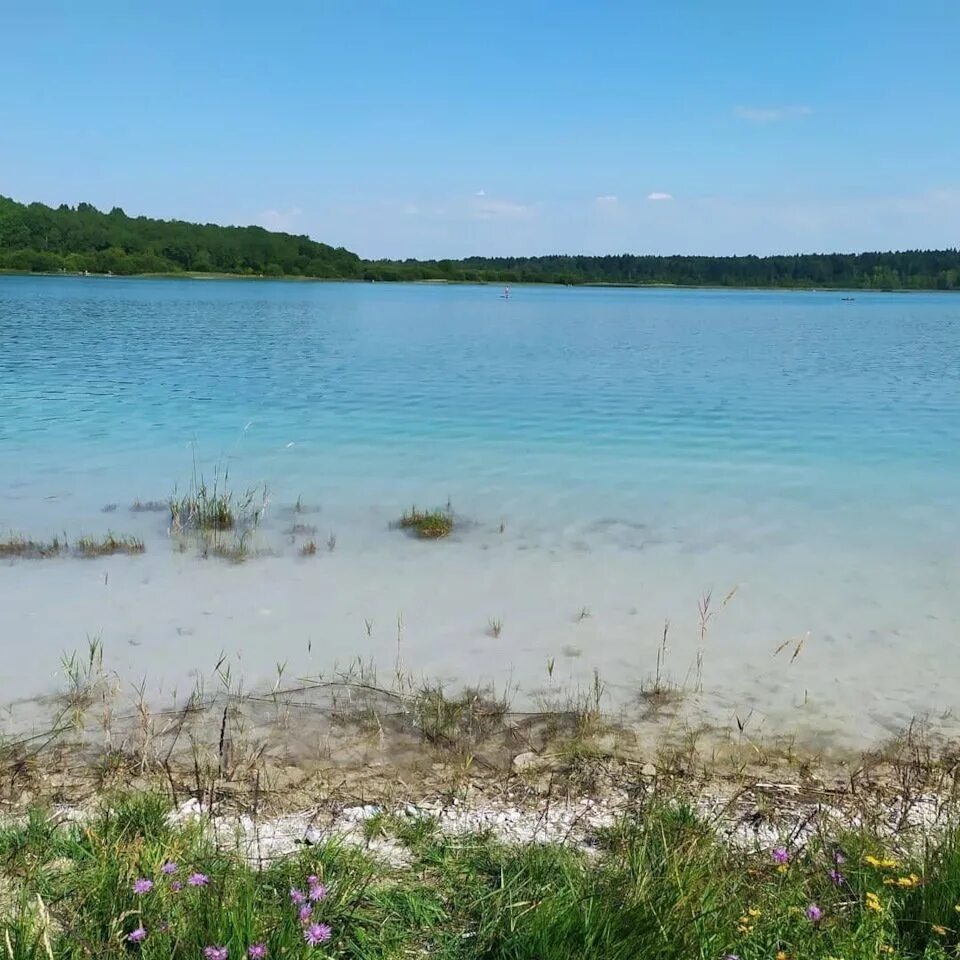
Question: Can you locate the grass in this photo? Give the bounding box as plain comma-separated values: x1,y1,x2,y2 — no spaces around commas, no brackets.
169,465,266,535
130,499,169,513
0,534,65,559
300,539,318,557
74,533,145,557
5,793,960,960
396,506,454,540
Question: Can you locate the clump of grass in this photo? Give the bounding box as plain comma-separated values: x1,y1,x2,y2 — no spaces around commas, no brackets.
487,618,504,638
130,499,168,513
397,506,454,540
300,539,318,557
74,533,145,557
0,534,65,559
169,463,266,535
201,531,252,564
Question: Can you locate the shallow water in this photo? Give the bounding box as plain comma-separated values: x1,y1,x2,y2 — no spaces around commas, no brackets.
1,275,958,746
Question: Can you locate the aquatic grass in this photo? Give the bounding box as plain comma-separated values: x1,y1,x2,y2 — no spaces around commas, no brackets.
74,533,145,557
0,534,65,559
396,506,454,540
130,500,169,513
300,539,318,557
169,462,267,536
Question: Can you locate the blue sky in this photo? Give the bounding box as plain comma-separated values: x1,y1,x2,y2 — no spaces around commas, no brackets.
2,0,958,258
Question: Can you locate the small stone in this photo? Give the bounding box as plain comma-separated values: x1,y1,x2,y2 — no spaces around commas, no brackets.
641,762,657,778
512,751,541,772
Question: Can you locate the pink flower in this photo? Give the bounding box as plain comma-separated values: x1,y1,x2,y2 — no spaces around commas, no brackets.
772,847,789,865
304,923,332,946
290,888,307,905
132,878,154,894
127,927,147,943
308,881,327,902
161,861,178,875
247,946,267,959
806,903,823,922
204,947,228,960
299,905,313,924
188,872,210,887
170,880,183,892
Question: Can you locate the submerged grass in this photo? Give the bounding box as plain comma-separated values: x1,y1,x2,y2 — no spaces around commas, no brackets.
74,533,145,557
5,793,960,960
396,506,454,540
0,534,65,559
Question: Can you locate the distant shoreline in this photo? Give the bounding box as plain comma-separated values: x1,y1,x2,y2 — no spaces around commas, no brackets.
1,268,955,295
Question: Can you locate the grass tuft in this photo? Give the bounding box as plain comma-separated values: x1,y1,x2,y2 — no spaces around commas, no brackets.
397,506,454,540
74,533,145,557
0,534,65,559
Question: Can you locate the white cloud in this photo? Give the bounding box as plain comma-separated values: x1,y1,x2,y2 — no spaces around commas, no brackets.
475,189,486,196
258,207,303,232
647,192,673,201
734,105,812,123
595,194,619,203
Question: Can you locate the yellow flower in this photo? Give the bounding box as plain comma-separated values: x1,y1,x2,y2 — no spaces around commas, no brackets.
932,924,947,936
866,891,883,913
776,952,790,960
747,907,761,918
879,946,895,955
895,874,920,888
776,863,789,874
865,855,900,869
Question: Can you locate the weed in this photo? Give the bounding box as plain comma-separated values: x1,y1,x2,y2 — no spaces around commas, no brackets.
288,523,317,537
487,618,504,638
300,539,318,557
74,533,145,557
327,532,337,552
397,506,454,540
130,499,169,513
0,534,65,559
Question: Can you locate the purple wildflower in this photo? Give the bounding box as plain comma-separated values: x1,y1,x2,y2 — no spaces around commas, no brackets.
723,955,741,960
806,903,824,923
248,946,267,960
161,861,178,875
299,905,313,924
127,927,147,943
772,847,790,865
308,881,327,903
204,947,229,960
307,875,319,886
170,880,183,892
132,878,154,894
188,872,210,887
290,887,307,905
304,923,332,946
834,850,847,864
829,868,846,886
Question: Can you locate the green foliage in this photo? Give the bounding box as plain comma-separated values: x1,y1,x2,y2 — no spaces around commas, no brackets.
0,194,361,279
4,796,960,959
2,192,960,288
397,507,454,539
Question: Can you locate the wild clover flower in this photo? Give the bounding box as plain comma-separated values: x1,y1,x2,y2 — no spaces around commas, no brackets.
247,945,267,959
127,927,147,943
829,868,845,885
204,947,229,960
833,850,846,864
188,872,210,887
132,878,154,894
806,903,823,922
304,923,332,946
170,880,183,892
308,881,327,902
290,888,307,905
772,847,789,864
161,861,178,875
299,905,313,924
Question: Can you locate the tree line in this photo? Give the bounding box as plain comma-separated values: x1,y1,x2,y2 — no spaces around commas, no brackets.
2,195,959,289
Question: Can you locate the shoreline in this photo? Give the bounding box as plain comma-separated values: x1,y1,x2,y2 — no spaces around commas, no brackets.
1,268,955,294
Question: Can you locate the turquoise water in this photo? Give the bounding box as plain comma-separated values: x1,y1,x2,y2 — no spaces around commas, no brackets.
2,275,959,745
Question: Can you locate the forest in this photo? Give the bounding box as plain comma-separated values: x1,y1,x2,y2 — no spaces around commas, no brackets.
2,195,959,289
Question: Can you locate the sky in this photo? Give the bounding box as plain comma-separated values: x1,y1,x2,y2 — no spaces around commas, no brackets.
1,0,959,259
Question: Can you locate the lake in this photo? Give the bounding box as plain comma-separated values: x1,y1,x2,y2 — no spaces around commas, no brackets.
1,275,958,747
